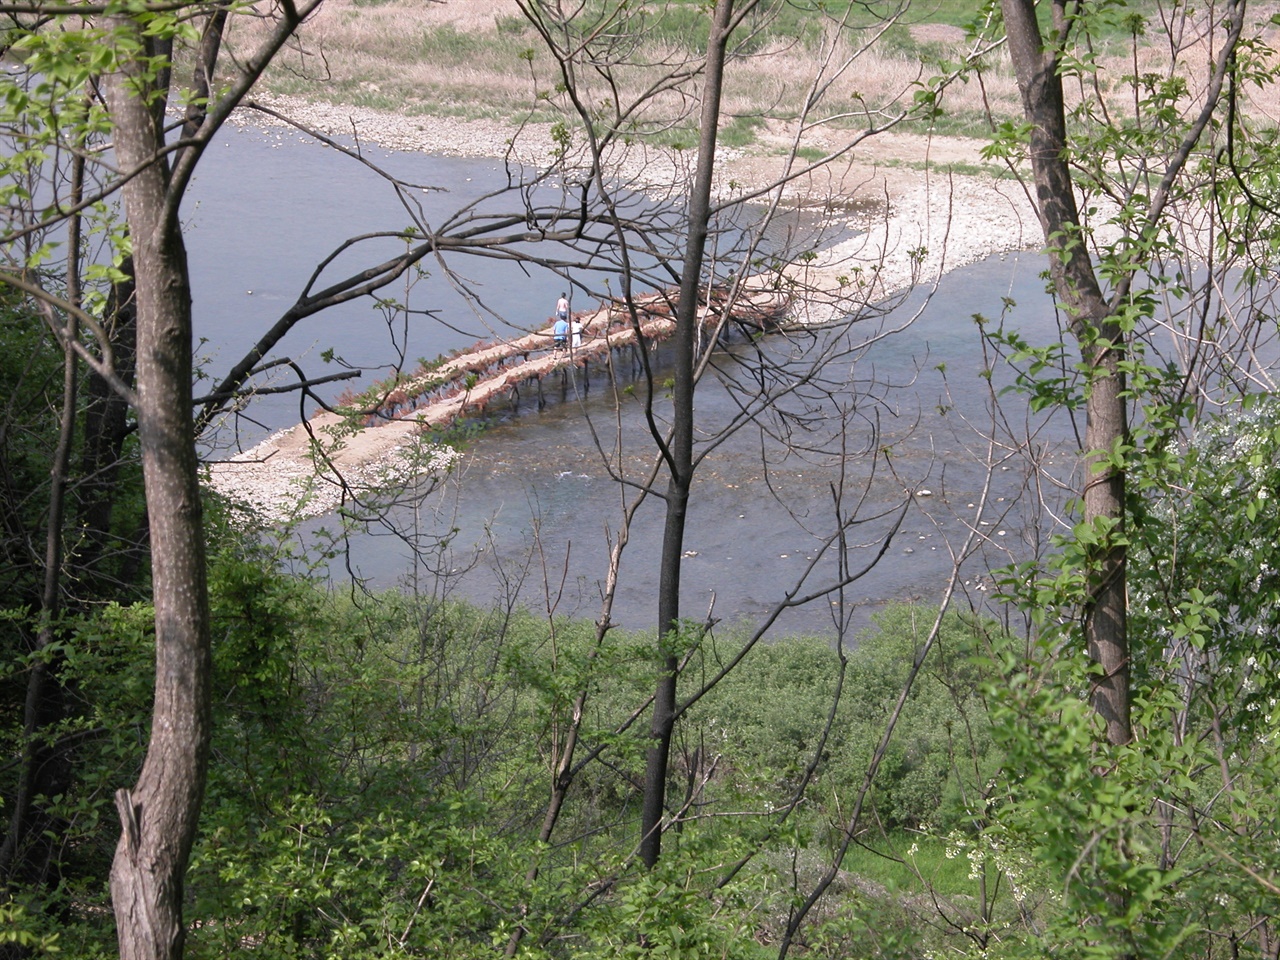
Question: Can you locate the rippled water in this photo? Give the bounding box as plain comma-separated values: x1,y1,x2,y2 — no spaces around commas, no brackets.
303,256,1070,638
189,127,1070,638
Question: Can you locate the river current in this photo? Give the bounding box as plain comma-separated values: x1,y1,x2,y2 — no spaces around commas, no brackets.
188,125,1069,639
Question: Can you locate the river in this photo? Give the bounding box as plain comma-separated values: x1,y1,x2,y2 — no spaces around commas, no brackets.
188,125,1070,639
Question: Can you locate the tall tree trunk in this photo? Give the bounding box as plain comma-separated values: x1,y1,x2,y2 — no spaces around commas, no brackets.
639,0,734,869
105,23,213,960
1000,0,1131,746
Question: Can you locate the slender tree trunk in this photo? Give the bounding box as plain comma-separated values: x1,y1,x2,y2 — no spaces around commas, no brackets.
105,23,213,960
1081,343,1129,745
1000,0,1131,746
639,0,734,869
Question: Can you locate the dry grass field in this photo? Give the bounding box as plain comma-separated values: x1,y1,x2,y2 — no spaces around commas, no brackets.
231,1,1017,138
223,0,1280,201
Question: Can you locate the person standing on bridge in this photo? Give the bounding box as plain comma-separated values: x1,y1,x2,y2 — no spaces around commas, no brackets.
570,317,583,351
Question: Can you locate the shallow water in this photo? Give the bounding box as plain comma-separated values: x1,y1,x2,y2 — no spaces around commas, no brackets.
188,127,1071,638
187,125,577,439
300,254,1072,638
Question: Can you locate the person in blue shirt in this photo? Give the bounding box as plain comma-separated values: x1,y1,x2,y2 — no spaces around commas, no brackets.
553,292,570,349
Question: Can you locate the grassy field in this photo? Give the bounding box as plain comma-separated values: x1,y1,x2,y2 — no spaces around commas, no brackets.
229,0,1021,140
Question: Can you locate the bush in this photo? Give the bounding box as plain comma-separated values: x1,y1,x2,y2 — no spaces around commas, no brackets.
694,605,1000,834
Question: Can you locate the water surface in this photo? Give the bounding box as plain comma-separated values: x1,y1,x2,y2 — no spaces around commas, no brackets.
187,127,1069,638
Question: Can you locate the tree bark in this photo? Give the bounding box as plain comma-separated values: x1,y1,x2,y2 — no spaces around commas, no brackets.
104,22,213,960
639,0,735,869
1001,0,1131,745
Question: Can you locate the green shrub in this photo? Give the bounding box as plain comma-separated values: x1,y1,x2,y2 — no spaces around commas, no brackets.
693,605,1000,837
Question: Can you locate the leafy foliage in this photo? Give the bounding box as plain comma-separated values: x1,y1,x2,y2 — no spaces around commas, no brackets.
7,486,1012,959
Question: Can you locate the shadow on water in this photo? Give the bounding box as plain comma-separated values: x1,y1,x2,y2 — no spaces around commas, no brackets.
298,251,1076,640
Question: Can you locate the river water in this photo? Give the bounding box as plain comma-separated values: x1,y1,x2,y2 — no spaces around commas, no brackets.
188,126,1070,639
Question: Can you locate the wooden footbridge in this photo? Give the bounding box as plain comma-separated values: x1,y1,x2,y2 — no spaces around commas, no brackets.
360,284,787,426
209,284,790,516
